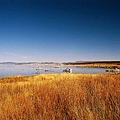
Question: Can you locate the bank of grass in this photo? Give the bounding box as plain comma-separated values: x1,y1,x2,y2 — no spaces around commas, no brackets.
0,74,120,120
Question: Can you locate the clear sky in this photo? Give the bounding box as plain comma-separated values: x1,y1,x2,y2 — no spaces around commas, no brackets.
0,0,120,62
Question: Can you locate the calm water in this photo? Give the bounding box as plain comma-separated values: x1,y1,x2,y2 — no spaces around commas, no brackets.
0,64,106,78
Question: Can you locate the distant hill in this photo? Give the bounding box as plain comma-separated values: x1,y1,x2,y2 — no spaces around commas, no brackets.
0,61,120,65
0,62,16,64
0,62,62,65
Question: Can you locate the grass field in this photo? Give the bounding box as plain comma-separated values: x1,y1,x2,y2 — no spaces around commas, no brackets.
0,74,120,120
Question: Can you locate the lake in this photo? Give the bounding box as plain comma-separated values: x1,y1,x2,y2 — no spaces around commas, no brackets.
0,64,106,78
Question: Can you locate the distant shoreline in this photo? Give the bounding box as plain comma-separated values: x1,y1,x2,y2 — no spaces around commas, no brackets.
63,61,120,68
0,61,120,69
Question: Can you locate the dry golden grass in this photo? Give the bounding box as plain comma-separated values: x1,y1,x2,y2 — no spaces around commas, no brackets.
0,74,120,120
77,63,120,68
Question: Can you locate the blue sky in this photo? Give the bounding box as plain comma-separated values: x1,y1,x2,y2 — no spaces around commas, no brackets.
0,0,120,62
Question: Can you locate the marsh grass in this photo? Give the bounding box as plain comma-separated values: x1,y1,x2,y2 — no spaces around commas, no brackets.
0,74,120,120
